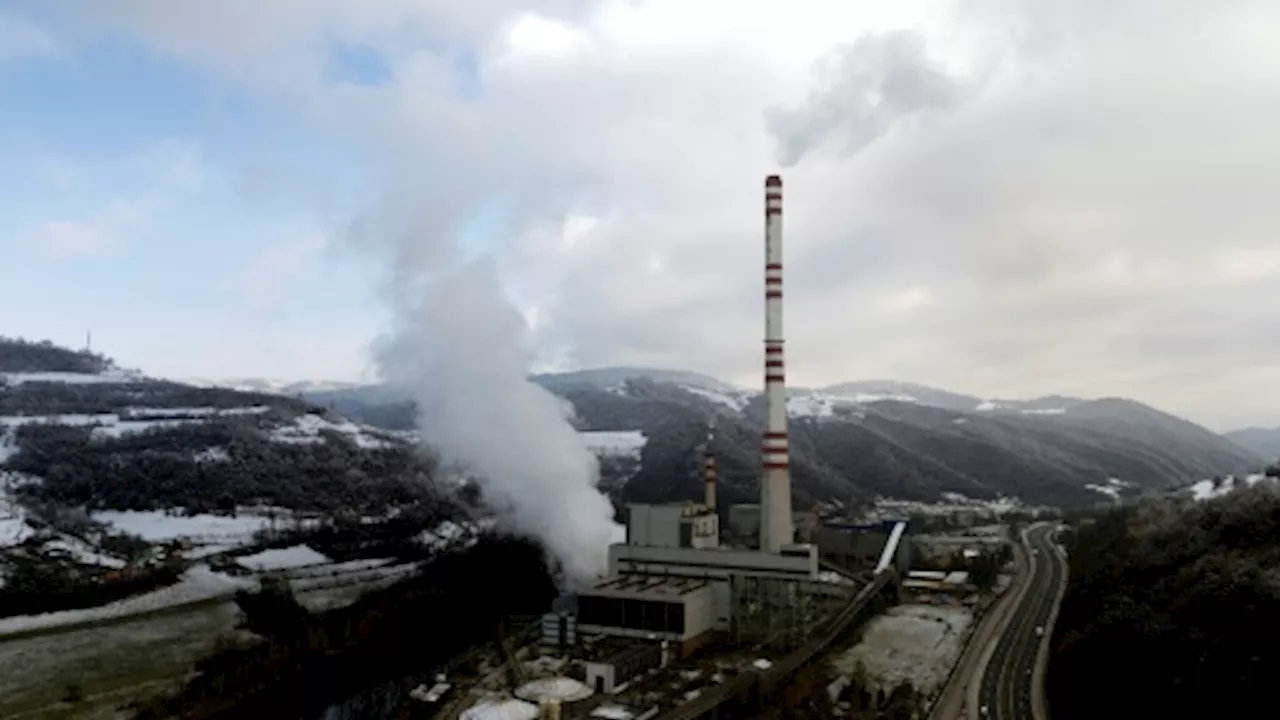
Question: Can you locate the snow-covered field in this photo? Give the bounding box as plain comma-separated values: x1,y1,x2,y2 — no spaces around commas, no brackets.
831,604,973,697
1188,473,1273,501
92,509,281,545
579,430,646,459
0,368,144,385
0,406,269,442
234,544,330,571
0,406,399,453
270,413,397,449
787,391,909,419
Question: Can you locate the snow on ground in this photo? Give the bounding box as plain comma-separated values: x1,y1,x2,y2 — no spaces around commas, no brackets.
831,604,973,696
235,544,330,571
1085,478,1132,501
0,428,17,464
974,401,1000,411
679,385,751,411
0,406,272,442
92,510,277,544
121,406,270,418
787,394,834,419
1020,407,1066,415
0,565,254,637
195,447,230,463
270,413,397,449
872,494,1033,519
0,484,33,548
787,391,888,419
44,536,127,569
1085,484,1121,501
1189,473,1272,501
0,368,144,385
580,430,647,458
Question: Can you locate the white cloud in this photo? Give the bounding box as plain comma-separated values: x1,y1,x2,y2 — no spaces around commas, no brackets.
76,0,1280,429
237,233,328,311
31,198,155,258
0,14,60,63
36,156,82,190
132,138,205,192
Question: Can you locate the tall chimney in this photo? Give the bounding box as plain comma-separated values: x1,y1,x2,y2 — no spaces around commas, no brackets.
761,174,794,553
703,446,717,511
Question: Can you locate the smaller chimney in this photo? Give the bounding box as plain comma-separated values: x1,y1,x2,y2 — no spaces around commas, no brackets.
703,450,717,511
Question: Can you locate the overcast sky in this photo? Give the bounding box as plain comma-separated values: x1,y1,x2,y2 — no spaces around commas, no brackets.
1,0,1277,431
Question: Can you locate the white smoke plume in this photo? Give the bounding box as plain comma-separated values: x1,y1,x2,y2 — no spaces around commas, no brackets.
766,30,969,167
371,253,617,582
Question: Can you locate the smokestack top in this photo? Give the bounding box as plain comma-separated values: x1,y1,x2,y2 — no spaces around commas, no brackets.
765,175,782,187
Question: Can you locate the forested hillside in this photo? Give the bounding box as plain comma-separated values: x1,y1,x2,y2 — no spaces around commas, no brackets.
0,336,111,375
1225,426,1280,461
1048,485,1280,720
374,373,1256,510
0,338,466,533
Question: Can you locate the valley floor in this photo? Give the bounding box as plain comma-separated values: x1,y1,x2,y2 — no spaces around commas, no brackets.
0,603,241,719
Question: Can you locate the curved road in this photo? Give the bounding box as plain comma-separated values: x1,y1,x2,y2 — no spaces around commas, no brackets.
977,524,1066,720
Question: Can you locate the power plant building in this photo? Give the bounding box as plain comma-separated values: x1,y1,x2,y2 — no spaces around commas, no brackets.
561,176,849,666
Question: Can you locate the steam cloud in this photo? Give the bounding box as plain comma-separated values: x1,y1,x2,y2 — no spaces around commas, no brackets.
766,30,967,167
372,252,616,582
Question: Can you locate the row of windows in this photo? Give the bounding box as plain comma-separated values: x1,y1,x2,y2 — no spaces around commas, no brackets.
578,595,686,635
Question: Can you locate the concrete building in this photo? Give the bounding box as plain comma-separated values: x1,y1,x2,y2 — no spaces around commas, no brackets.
583,642,664,695
576,576,717,651
626,503,719,550
813,520,912,574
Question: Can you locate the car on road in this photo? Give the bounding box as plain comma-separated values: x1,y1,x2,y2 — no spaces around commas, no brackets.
1035,625,1044,637
980,705,989,716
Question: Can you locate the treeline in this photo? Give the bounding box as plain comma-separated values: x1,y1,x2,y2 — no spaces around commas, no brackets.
1047,485,1280,720
131,534,558,719
0,378,312,416
8,420,444,513
0,336,110,375
0,557,182,619
563,378,862,510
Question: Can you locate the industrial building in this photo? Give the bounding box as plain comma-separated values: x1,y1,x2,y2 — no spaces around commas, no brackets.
813,519,913,575
539,176,911,709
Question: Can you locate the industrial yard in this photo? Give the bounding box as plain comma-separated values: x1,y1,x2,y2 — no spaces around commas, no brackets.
832,604,974,699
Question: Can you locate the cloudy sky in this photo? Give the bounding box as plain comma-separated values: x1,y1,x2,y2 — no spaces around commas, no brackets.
1,0,1277,431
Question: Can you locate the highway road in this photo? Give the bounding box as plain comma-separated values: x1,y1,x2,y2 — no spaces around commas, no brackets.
976,524,1067,720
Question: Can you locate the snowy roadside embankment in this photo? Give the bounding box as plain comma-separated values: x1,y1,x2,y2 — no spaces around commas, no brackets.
0,565,253,638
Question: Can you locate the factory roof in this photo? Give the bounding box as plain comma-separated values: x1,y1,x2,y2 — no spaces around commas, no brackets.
589,575,710,597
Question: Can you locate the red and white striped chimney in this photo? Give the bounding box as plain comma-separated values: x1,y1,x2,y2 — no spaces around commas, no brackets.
761,174,794,553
